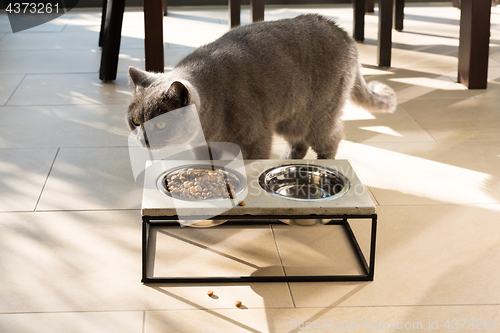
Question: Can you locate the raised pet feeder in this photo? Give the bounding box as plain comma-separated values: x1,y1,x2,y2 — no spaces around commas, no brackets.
141,159,377,283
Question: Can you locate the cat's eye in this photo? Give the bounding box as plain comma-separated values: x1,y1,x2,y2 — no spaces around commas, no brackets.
155,122,166,130
132,118,141,126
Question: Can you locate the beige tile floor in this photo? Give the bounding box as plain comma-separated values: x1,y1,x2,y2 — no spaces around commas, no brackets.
1,3,500,332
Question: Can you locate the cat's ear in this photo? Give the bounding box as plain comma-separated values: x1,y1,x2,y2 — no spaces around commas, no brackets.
166,81,190,106
128,66,155,91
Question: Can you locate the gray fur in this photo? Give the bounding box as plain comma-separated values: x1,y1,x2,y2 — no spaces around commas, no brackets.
127,14,396,159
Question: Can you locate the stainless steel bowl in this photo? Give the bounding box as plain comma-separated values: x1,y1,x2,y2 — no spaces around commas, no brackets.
157,164,246,200
259,164,350,201
259,164,350,226
156,164,247,227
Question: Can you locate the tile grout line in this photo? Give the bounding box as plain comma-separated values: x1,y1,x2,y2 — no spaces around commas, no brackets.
33,148,59,212
4,103,131,107
0,146,132,150
1,302,499,315
0,309,149,315
3,74,27,106
0,71,100,76
396,103,438,143
270,225,296,308
14,208,142,213
0,103,130,108
142,311,146,333
59,9,73,33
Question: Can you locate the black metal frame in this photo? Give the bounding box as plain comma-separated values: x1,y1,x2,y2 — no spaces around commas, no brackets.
141,214,377,283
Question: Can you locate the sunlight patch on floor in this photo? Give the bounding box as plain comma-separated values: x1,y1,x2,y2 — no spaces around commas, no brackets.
344,142,496,205
359,126,403,137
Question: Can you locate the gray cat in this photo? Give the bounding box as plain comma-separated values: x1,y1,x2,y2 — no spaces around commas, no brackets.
127,14,396,160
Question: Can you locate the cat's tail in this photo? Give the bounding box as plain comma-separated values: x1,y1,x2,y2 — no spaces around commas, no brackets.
350,67,397,113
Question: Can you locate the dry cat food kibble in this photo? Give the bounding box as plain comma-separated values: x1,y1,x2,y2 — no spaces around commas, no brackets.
207,290,214,296
165,169,239,200
235,301,242,308
238,201,246,206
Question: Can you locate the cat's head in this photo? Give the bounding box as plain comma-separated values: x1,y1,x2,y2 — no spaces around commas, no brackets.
127,66,192,149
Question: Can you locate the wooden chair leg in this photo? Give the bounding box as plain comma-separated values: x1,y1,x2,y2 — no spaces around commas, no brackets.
144,0,164,72
353,0,366,41
229,0,240,28
99,0,125,81
457,0,491,89
377,0,393,67
162,0,167,16
251,0,265,23
394,0,404,31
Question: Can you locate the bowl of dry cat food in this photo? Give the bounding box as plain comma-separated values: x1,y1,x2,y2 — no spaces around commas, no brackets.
259,164,350,226
156,165,246,227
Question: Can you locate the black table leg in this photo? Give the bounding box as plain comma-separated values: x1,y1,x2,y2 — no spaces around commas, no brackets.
251,0,265,23
229,0,240,28
353,0,366,42
366,0,375,13
458,0,491,89
377,0,393,67
99,0,125,81
394,0,404,32
98,0,107,47
144,0,164,73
